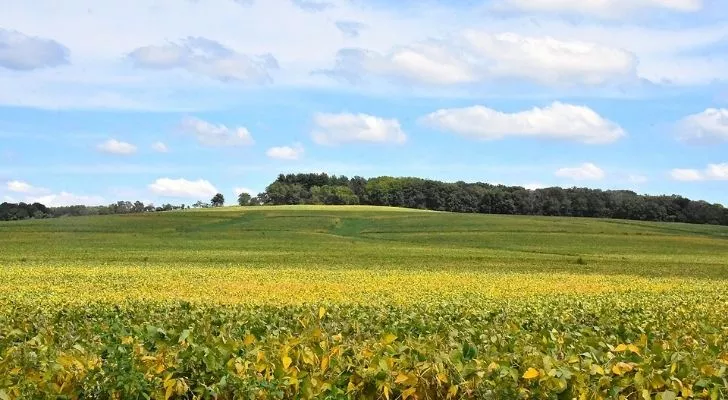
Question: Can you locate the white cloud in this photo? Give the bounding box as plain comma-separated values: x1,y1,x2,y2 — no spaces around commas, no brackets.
523,183,546,190
422,102,625,144
672,163,728,181
180,117,254,147
266,143,304,160
6,180,40,194
0,28,69,71
670,168,704,181
677,108,728,143
465,32,637,86
97,139,138,155
555,163,606,180
326,44,477,85
28,192,105,206
326,32,637,87
148,178,219,198
3,181,103,206
312,113,407,145
128,37,279,84
152,141,169,153
502,0,702,16
706,163,728,180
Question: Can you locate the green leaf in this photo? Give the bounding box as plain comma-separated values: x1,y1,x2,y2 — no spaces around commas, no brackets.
462,343,478,361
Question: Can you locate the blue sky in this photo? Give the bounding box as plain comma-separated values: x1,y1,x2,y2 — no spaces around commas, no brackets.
1,0,728,206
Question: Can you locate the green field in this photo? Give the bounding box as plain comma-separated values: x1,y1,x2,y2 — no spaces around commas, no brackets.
1,206,728,399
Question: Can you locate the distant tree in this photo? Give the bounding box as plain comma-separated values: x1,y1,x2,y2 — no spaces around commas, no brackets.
211,193,225,207
238,192,252,206
132,201,145,213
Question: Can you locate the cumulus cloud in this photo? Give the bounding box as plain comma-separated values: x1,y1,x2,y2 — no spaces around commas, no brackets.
671,163,728,181
152,142,169,153
128,37,279,83
3,180,103,206
324,32,637,86
312,113,407,145
6,180,43,194
97,139,138,155
266,143,305,160
463,32,637,86
0,28,69,71
555,163,606,180
421,102,625,144
180,117,254,147
148,178,219,198
677,108,728,143
501,0,702,16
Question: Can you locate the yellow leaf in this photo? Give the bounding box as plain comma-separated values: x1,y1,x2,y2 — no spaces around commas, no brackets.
282,356,292,369
612,362,634,376
395,373,409,384
402,387,417,400
522,368,540,379
437,372,448,384
164,384,174,400
447,385,459,399
627,344,641,354
590,364,605,375
320,355,329,372
381,333,397,345
615,344,628,352
243,334,255,346
319,307,326,320
347,382,356,393
383,384,391,400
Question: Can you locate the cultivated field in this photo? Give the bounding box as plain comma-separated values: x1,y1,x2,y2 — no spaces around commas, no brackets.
1,206,727,399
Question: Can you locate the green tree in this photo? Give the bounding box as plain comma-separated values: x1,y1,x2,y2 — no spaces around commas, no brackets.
238,192,252,206
211,193,225,207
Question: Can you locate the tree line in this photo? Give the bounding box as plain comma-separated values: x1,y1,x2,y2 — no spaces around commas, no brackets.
4,173,727,226
252,173,728,226
1,194,231,221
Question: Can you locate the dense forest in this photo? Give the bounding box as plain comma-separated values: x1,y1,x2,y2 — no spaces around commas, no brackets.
256,173,728,226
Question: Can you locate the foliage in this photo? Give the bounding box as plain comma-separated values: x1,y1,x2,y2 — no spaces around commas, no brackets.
238,192,253,206
0,202,49,221
1,206,728,398
211,193,225,207
261,173,728,226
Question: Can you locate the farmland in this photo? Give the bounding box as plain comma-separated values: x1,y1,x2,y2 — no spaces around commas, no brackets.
1,206,728,399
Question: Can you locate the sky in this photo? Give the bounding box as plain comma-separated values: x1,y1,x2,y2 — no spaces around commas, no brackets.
1,0,728,206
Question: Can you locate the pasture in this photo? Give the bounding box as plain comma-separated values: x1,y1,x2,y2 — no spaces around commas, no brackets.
1,206,727,399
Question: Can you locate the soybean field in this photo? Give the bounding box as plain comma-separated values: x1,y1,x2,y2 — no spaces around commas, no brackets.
1,206,728,399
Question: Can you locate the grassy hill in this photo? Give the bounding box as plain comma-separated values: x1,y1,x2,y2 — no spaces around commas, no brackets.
1,206,727,398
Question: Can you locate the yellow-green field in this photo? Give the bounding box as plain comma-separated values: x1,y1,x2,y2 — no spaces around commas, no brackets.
1,206,727,399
